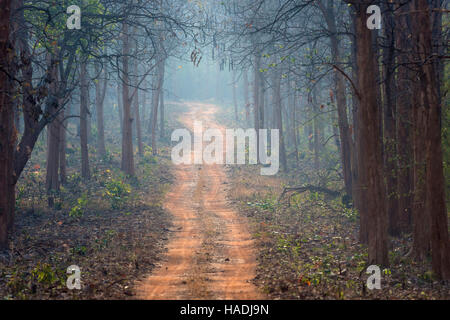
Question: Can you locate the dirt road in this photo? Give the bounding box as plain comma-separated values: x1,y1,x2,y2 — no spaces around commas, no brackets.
137,102,264,300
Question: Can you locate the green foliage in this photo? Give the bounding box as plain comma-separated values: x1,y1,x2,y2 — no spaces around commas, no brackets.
104,177,131,209
247,194,278,212
69,192,89,218
142,146,158,164
31,263,58,286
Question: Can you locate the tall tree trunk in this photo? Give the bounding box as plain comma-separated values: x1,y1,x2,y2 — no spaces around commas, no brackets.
259,72,265,130
121,23,135,175
412,78,429,260
117,81,123,134
95,63,107,157
0,0,14,249
291,81,299,163
412,0,450,279
80,61,90,180
273,69,287,172
233,70,238,122
151,57,165,155
133,59,143,156
382,2,400,236
307,96,314,152
142,82,147,127
87,87,92,144
349,7,365,244
59,108,66,185
321,0,352,197
396,3,413,232
159,86,165,139
45,51,61,208
354,3,388,266
243,70,250,126
253,53,261,159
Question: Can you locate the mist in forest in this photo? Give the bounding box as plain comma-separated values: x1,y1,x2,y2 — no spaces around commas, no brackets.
0,0,449,305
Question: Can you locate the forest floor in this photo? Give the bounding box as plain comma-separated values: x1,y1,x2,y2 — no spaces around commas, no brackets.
2,101,449,300
0,157,173,299
0,105,184,300
136,102,264,299
135,101,449,300
209,101,448,300
227,160,450,300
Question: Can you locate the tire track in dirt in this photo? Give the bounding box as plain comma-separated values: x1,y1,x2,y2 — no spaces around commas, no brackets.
137,102,264,300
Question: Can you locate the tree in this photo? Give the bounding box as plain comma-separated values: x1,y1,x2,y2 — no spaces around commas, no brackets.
0,0,14,249
121,22,135,175
80,61,91,180
353,2,388,266
95,62,108,157
318,0,352,198
411,0,450,279
381,1,400,236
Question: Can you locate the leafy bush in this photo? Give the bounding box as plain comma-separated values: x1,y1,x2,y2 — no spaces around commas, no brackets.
104,178,131,209
69,193,88,218
31,263,59,286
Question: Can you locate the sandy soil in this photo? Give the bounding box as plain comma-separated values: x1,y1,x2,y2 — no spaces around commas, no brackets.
136,102,264,300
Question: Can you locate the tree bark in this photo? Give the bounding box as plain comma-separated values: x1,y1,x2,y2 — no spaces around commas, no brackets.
151,56,165,155
354,3,389,266
232,70,238,122
121,23,135,175
133,59,143,155
272,68,287,172
45,51,61,208
117,81,123,134
396,3,413,232
320,0,352,197
382,2,400,236
59,108,66,185
243,70,250,126
80,61,90,180
412,0,450,279
0,0,14,249
95,63,107,157
253,52,261,159
159,85,165,139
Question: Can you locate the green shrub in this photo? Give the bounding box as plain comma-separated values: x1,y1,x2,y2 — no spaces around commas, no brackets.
104,178,131,209
69,193,88,218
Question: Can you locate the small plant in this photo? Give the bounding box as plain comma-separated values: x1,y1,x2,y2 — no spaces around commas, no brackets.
104,177,131,209
101,149,114,164
31,263,58,286
142,146,157,164
69,193,88,218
